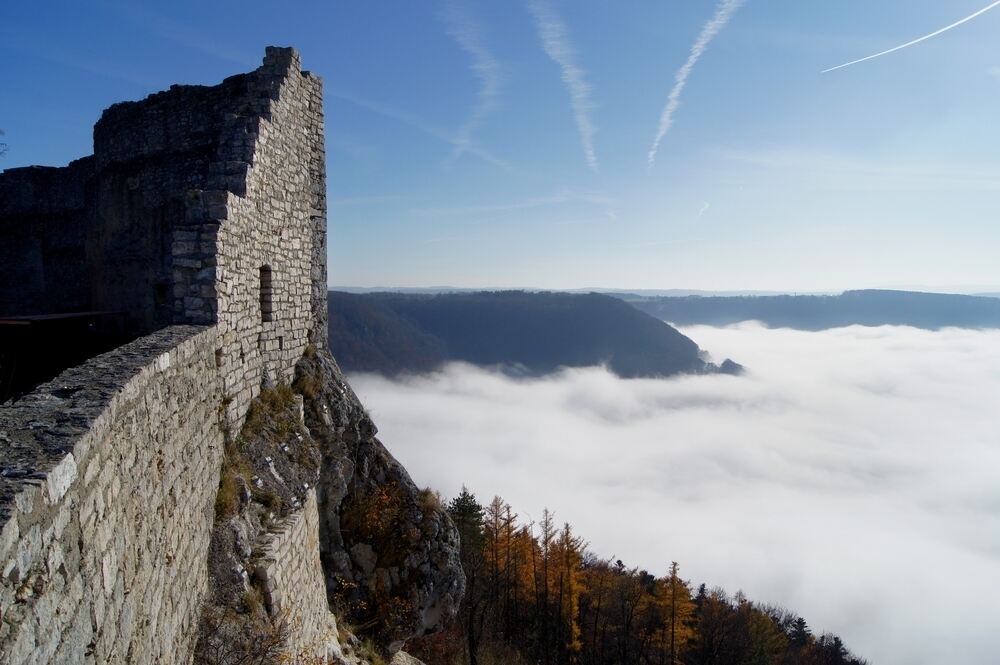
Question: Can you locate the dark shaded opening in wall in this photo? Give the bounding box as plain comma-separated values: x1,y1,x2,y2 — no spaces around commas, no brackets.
0,312,131,404
154,282,169,307
259,265,273,323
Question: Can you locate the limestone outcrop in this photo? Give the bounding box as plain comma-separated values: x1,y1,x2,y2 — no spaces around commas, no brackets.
297,349,465,652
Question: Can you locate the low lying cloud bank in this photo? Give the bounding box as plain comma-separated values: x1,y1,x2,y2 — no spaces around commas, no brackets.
349,323,1000,665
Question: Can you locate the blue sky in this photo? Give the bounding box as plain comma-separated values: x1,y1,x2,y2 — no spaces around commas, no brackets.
3,1,999,292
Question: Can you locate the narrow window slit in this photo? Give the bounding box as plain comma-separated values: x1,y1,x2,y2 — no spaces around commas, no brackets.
259,265,273,323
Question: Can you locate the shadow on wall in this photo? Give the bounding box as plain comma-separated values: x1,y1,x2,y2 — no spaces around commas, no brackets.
0,311,133,403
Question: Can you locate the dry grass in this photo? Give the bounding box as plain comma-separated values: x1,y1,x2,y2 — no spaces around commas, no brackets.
214,443,252,522
241,588,265,615
195,602,289,665
418,487,444,518
360,637,388,665
293,371,322,400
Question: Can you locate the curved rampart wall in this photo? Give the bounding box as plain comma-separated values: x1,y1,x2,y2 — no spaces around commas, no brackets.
0,47,335,664
0,326,224,664
254,489,346,664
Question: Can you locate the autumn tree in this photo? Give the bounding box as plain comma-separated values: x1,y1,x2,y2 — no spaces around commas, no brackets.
609,561,647,664
552,522,585,662
661,562,695,665
412,485,868,665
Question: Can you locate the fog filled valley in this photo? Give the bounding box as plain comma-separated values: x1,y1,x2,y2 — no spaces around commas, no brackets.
349,322,1000,665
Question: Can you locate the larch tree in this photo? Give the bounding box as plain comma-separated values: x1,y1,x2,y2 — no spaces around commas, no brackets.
662,562,695,665
553,522,585,661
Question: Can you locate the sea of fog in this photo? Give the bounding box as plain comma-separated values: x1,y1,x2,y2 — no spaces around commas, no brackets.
349,323,1000,665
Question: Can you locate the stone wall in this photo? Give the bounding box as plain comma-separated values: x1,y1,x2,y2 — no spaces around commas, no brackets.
0,47,326,373
0,326,224,664
0,47,344,665
0,158,95,316
207,48,327,428
254,490,345,664
0,47,451,665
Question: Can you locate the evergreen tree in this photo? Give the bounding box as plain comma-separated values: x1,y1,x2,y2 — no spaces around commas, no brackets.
448,488,486,665
789,617,811,649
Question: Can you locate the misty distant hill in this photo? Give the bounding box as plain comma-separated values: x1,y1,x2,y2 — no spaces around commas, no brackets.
328,291,741,378
624,289,1000,330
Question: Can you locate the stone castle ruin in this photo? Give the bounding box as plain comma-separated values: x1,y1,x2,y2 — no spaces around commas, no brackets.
0,48,463,664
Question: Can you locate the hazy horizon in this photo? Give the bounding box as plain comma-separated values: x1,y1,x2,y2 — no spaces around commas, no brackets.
329,284,1000,297
5,2,1000,291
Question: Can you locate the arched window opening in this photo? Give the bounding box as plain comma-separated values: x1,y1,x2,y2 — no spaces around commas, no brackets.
259,265,273,323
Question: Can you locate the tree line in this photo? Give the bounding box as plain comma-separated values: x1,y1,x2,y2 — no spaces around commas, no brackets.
408,488,868,665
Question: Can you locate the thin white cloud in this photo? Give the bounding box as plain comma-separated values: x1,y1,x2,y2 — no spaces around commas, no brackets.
330,89,511,170
351,324,1000,665
440,0,503,165
328,195,401,206
716,146,1000,192
327,134,381,172
648,0,745,169
411,189,615,216
823,1,1000,73
116,3,257,68
8,40,156,89
697,201,711,218
527,0,599,172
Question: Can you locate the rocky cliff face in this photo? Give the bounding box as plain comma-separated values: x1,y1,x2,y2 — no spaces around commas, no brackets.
297,348,465,652
194,344,464,663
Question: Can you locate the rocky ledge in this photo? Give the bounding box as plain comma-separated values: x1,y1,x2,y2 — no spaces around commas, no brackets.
196,345,464,662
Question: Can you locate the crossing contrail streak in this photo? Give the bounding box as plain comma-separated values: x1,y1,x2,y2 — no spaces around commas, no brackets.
528,0,600,172
441,0,502,165
823,0,1000,73
647,0,745,170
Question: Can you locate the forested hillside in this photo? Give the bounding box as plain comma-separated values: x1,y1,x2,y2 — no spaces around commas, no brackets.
328,291,741,378
409,489,868,665
626,289,1000,330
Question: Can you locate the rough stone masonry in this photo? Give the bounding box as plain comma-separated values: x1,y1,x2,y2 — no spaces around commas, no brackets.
0,47,463,664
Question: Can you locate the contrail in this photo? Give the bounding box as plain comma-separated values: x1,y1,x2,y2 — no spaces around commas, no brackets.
330,89,511,170
648,0,745,170
823,0,1000,73
440,0,502,164
527,0,599,172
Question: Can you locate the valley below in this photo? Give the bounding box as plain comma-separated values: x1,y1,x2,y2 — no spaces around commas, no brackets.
347,322,1000,665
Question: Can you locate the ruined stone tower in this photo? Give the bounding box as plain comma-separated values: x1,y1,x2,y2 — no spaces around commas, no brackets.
0,46,326,421
0,48,464,664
